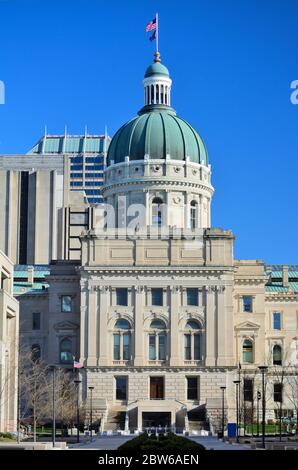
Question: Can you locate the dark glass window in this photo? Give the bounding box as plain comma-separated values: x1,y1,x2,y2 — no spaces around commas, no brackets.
85,173,103,178
243,340,253,363
151,288,163,306
86,157,103,163
60,338,72,364
116,288,128,306
194,335,201,360
123,334,131,360
70,156,83,163
113,334,120,360
184,334,191,360
158,334,166,360
85,181,103,186
32,312,40,330
115,376,127,400
85,165,104,171
274,383,283,402
273,345,282,365
149,335,156,360
71,164,83,171
115,319,130,329
61,295,72,312
187,288,198,306
152,197,163,226
244,378,254,402
31,344,41,362
187,377,198,400
190,201,197,230
243,296,253,312
273,312,281,330
70,181,82,187
70,173,83,178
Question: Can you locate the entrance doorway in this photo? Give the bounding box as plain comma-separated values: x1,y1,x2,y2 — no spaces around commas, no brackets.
150,376,164,399
142,412,171,428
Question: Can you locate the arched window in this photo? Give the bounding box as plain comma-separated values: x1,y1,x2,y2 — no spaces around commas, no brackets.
184,320,201,361
149,319,167,361
242,339,253,364
190,200,198,230
60,338,72,364
113,319,131,361
152,197,163,226
31,344,41,362
273,345,282,365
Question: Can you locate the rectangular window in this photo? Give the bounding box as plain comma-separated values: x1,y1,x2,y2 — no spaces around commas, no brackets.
158,334,166,360
123,333,131,360
149,335,156,360
244,378,254,402
61,295,72,312
187,377,198,400
116,288,128,306
115,376,127,400
152,288,163,306
273,312,281,330
184,334,191,360
32,312,40,330
194,335,201,360
187,288,198,306
113,334,120,360
243,296,253,312
274,383,283,403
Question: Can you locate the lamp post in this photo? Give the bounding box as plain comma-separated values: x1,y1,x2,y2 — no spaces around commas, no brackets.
220,386,226,439
233,380,240,442
258,366,268,449
256,390,261,436
52,366,56,448
74,379,82,443
88,386,94,440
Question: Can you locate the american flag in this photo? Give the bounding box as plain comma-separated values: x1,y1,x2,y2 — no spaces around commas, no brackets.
73,359,83,369
146,17,156,32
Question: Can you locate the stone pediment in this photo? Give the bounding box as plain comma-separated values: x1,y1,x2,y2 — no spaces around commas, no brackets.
235,321,260,331
54,321,79,331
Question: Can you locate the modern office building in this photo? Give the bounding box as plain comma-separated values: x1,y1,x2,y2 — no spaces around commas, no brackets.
16,54,298,433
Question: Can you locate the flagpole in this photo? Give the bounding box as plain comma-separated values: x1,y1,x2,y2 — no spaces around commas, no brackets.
156,12,159,54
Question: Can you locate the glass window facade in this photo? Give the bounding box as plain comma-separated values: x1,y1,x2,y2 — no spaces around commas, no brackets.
187,377,198,400
242,339,253,363
187,288,198,306
273,312,281,330
244,378,254,401
32,312,40,330
184,334,191,360
273,345,282,365
115,376,127,400
151,288,163,306
60,338,72,364
274,383,283,402
61,295,72,312
243,296,253,312
116,288,128,306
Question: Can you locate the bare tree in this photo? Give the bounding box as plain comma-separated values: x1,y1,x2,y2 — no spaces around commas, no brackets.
285,365,298,434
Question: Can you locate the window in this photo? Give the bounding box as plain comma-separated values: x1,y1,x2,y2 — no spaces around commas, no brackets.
187,377,198,400
31,344,41,362
113,319,131,361
273,312,281,330
151,288,163,306
190,201,198,230
61,295,72,313
184,320,201,361
274,383,283,403
115,376,127,400
273,345,282,365
187,288,198,306
242,339,253,363
116,288,128,306
149,319,167,361
32,312,40,330
152,197,163,226
243,296,253,312
60,338,72,364
243,378,254,402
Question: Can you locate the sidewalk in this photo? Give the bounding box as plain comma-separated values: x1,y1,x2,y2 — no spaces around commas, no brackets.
187,436,252,450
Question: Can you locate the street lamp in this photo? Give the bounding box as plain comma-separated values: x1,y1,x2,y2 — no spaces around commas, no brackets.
256,390,261,436
220,386,226,439
74,379,82,443
233,380,240,442
258,366,268,449
88,386,94,440
52,366,56,448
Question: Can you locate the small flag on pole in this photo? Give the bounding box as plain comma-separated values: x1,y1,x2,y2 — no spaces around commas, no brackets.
149,30,156,42
146,17,157,32
73,357,83,369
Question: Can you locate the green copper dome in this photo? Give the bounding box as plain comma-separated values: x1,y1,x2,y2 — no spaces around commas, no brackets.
107,107,208,165
144,62,170,78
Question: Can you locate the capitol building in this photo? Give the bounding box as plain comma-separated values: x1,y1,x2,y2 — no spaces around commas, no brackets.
1,52,298,434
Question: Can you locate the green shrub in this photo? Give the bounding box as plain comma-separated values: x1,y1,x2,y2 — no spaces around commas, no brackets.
118,432,205,451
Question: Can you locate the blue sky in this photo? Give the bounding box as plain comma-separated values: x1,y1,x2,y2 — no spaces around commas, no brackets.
0,0,297,263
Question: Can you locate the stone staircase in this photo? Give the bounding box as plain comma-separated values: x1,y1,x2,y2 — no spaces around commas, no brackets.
103,411,126,432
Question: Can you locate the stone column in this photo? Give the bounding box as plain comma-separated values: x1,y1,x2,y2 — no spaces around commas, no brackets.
134,285,144,366
87,286,98,366
170,286,180,366
205,286,216,366
98,286,109,366
216,286,226,366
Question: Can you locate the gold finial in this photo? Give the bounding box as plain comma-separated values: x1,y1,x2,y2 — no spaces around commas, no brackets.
154,51,161,63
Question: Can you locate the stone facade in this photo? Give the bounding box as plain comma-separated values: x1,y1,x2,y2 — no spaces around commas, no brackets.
0,251,19,432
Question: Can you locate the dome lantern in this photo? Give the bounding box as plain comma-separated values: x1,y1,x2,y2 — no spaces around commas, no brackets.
143,53,172,107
